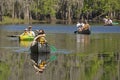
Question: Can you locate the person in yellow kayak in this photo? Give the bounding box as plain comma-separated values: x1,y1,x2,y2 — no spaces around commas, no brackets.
28,26,35,37
20,28,31,36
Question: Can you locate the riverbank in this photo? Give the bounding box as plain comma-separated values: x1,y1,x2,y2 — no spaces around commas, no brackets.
0,16,72,25
0,16,40,25
0,17,73,25
0,16,119,25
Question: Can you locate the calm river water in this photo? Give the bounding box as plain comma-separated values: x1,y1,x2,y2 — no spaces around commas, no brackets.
0,24,120,80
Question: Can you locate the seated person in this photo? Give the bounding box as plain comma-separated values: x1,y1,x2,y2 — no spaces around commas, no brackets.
107,18,112,25
78,20,90,32
103,18,108,25
76,21,84,30
31,29,48,73
28,26,35,37
31,29,47,46
20,28,31,36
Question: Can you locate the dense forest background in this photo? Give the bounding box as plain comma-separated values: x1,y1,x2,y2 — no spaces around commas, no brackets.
0,0,120,22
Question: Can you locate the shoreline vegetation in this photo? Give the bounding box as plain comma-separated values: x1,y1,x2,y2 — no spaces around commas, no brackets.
0,16,119,25
0,0,120,25
0,16,82,25
0,16,75,25
0,16,39,25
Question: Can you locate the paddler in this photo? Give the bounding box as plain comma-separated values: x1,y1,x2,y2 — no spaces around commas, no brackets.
31,29,47,46
20,28,30,36
31,29,47,72
28,26,35,37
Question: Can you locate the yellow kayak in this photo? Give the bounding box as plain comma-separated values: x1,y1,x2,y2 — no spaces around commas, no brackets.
19,35,34,41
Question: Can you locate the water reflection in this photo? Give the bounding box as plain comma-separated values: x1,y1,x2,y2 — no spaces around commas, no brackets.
30,52,50,65
30,44,50,73
76,34,90,53
0,48,120,80
19,41,32,48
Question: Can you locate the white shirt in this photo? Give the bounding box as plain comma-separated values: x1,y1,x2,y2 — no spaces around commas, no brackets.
103,18,108,24
29,31,35,37
108,19,112,24
76,22,81,27
76,22,84,28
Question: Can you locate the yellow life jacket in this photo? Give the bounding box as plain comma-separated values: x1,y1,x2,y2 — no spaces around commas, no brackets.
38,37,46,44
23,32,29,35
29,31,33,36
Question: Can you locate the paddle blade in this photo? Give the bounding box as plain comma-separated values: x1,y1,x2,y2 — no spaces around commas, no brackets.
112,22,119,25
49,56,57,62
50,45,57,53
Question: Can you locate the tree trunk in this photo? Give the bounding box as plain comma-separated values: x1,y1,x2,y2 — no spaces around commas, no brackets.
35,10,38,20
18,7,21,20
24,6,29,21
50,15,56,21
0,3,2,21
12,0,15,19
65,11,67,20
29,11,32,20
24,0,29,22
68,6,71,22
118,11,120,20
86,11,89,20
110,12,113,19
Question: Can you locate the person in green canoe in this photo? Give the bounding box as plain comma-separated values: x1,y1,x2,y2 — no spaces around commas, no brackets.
31,29,48,72
78,20,90,32
31,29,47,45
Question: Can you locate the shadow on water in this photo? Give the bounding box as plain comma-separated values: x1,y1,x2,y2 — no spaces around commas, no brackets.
0,24,120,80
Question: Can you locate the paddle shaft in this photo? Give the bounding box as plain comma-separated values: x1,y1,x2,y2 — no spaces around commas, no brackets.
7,35,19,37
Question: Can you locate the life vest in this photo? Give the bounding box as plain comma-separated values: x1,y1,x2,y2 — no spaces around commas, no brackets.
83,24,90,30
23,32,29,35
29,31,33,36
38,37,46,44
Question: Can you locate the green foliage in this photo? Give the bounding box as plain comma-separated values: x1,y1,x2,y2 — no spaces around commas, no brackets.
30,0,57,16
0,16,24,24
30,1,41,13
82,0,120,18
1,0,120,21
